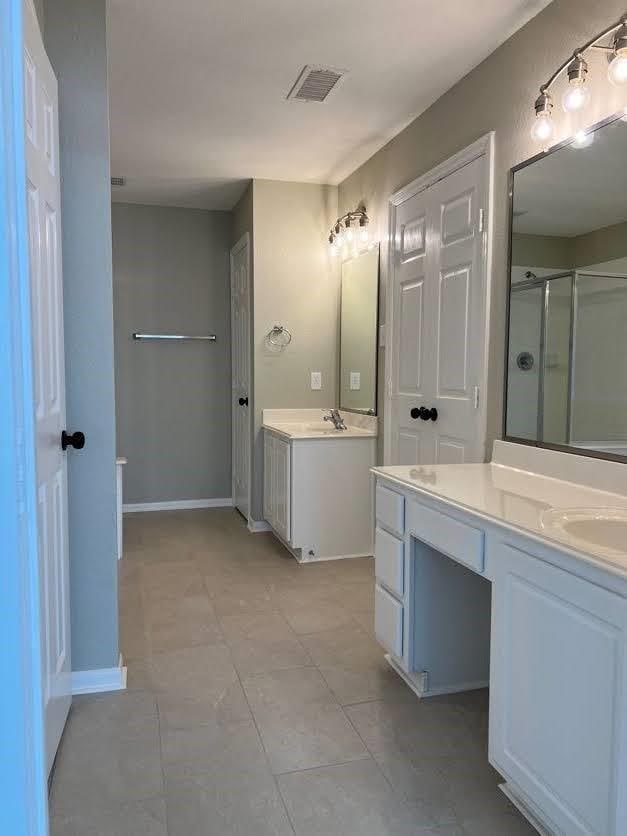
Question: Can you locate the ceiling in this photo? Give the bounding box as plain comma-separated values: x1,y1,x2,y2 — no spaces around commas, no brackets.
513,116,627,237
107,0,550,211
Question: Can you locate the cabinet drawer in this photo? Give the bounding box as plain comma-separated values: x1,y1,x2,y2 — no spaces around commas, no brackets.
375,527,404,598
407,501,484,574
374,583,403,658
376,484,405,536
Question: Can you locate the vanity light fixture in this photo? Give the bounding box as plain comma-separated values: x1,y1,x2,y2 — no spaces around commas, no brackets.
328,206,369,257
531,15,627,145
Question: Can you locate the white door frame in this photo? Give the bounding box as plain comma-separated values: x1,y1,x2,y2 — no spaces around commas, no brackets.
384,132,495,464
0,0,49,833
230,232,252,524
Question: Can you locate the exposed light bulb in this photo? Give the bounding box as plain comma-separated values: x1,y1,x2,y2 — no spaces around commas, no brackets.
608,51,627,86
345,226,354,242
561,80,590,113
531,113,555,143
329,237,338,256
359,224,369,244
572,130,594,149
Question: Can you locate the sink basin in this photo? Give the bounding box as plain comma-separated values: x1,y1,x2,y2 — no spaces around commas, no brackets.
541,508,627,556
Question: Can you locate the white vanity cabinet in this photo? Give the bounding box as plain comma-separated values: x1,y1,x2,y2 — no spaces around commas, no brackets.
489,537,627,836
263,433,291,542
262,412,376,561
372,443,627,836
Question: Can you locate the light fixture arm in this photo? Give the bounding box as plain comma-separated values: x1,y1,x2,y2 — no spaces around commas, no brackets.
538,16,627,96
328,205,369,245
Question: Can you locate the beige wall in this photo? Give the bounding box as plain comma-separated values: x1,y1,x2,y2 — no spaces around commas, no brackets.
338,0,627,453
512,233,572,270
250,180,339,519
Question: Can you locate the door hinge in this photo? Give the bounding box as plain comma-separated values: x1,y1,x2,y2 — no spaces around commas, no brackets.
479,209,486,234
473,386,480,409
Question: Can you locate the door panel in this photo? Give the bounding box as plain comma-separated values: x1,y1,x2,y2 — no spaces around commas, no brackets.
389,153,487,466
24,0,71,774
230,236,250,518
431,158,484,464
437,264,470,397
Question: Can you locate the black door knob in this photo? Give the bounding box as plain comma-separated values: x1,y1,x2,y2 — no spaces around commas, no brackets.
238,397,249,406
419,407,438,422
61,430,85,451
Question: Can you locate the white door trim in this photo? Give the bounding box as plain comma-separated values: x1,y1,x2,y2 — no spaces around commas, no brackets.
230,231,252,524
0,0,49,832
384,132,495,464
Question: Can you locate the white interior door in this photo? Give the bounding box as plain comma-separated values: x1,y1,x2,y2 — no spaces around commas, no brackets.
24,0,72,775
388,148,490,466
230,234,251,518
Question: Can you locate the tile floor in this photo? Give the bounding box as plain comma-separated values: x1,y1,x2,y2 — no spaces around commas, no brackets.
50,508,535,835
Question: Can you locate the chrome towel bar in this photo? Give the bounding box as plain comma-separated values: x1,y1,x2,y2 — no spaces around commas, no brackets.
132,333,216,342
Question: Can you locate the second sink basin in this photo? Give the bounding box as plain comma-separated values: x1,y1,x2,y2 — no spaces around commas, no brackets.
541,508,627,556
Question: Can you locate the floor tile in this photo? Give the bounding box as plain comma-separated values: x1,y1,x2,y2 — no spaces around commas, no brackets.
143,594,223,654
160,717,268,781
281,603,357,635
52,510,522,834
149,644,251,729
333,581,375,612
219,611,313,674
165,770,293,836
345,697,483,762
209,580,276,615
50,798,167,836
50,693,163,814
242,667,368,773
277,759,427,835
301,626,414,704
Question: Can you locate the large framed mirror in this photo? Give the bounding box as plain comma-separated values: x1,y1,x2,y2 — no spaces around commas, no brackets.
505,111,627,462
339,245,380,415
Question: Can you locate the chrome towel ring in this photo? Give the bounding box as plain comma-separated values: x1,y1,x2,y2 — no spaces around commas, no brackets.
267,325,292,348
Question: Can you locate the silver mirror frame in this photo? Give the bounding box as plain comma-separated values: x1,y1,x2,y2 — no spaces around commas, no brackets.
503,108,627,464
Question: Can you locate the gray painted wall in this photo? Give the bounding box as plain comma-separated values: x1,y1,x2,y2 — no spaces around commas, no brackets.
112,203,232,504
338,0,627,456
45,0,118,671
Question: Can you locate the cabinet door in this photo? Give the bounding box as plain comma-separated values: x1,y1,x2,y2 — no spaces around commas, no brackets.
263,433,274,525
490,542,627,836
273,438,291,542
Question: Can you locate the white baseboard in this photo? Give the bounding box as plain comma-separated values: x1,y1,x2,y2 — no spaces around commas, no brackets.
247,519,272,533
71,654,127,696
123,497,233,513
384,654,488,699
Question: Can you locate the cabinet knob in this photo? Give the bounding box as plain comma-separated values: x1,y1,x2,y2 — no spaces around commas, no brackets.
238,396,249,406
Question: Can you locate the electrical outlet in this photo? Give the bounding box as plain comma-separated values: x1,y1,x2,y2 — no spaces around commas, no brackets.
310,371,322,390
350,371,361,390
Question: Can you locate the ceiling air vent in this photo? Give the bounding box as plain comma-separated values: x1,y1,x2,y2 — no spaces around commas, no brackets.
111,176,126,187
286,65,347,103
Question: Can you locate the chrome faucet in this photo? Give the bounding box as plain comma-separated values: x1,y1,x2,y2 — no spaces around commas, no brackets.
323,409,347,431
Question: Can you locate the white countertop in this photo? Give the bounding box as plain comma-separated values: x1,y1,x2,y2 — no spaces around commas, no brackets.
374,441,627,577
263,408,377,440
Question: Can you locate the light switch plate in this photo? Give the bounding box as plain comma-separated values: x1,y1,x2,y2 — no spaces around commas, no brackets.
350,371,361,390
310,371,322,390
